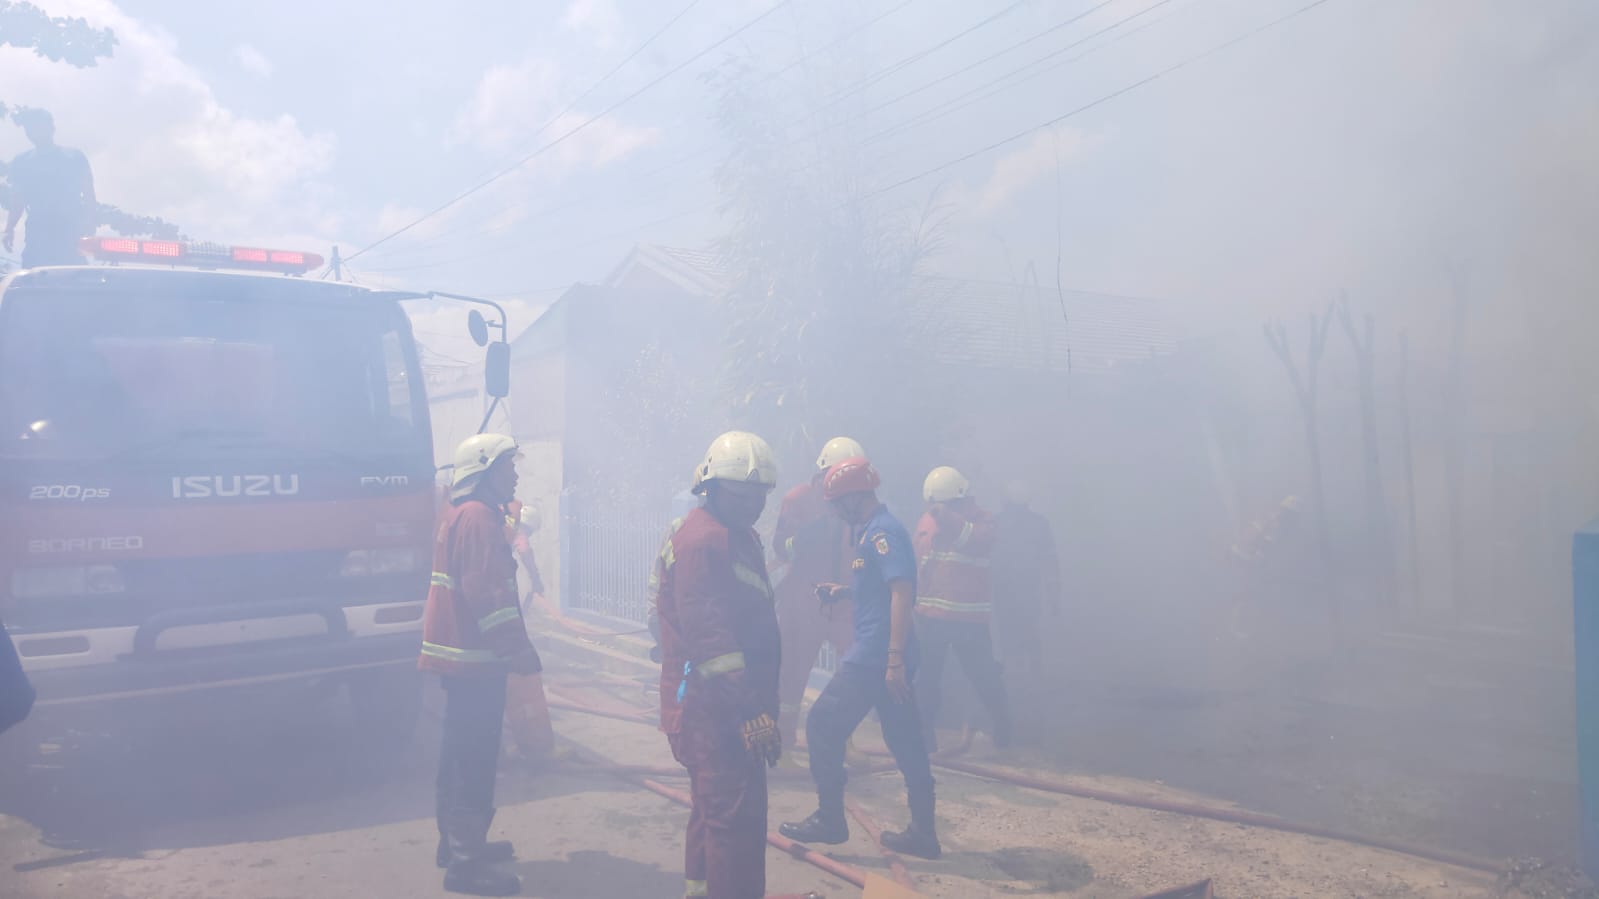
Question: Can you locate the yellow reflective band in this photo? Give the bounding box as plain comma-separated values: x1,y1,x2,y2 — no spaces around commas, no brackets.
698,651,746,677
420,641,499,663
733,563,773,601
928,550,989,567
685,880,708,898
430,571,455,588
916,596,993,614
478,607,521,632
784,536,796,556
660,540,676,569
953,522,975,549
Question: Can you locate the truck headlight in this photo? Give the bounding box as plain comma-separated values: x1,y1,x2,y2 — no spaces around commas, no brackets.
340,549,418,577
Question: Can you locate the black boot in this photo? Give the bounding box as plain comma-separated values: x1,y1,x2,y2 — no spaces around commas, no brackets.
778,809,849,844
441,810,521,896
443,860,521,897
881,820,941,860
437,836,514,869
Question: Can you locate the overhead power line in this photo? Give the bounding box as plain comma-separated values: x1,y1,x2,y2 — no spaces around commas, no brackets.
343,0,797,265
360,0,925,263
368,0,707,257
485,0,707,178
863,0,1338,198
860,0,1193,147
795,0,1032,124
853,0,1153,124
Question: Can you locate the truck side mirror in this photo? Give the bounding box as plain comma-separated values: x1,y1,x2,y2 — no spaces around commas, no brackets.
467,310,490,347
485,342,510,398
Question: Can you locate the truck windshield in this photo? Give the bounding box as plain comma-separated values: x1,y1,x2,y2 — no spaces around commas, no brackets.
0,288,427,460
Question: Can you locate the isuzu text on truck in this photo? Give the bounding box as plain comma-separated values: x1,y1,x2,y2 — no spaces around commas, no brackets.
0,236,510,737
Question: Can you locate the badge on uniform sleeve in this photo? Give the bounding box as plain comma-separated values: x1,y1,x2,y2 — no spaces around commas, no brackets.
874,535,891,556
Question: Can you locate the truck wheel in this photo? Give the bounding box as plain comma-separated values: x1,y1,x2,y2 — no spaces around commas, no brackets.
348,666,422,744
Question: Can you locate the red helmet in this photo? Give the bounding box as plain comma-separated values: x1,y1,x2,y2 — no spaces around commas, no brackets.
822,456,881,500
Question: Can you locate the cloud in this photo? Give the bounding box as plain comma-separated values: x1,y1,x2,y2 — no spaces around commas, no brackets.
563,0,624,50
232,43,273,79
0,1,336,246
449,56,659,167
967,128,1102,218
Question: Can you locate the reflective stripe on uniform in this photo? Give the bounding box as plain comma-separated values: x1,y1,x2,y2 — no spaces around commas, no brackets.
478,607,521,631
952,521,975,548
420,641,500,663
916,596,993,615
685,880,708,898
784,536,796,556
927,550,989,567
733,563,773,600
698,651,746,677
431,571,455,588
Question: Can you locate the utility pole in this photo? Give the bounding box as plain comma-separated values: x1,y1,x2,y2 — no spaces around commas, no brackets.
330,245,343,282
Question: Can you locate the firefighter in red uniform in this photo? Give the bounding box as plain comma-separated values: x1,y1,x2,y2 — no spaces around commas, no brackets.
913,466,1014,752
655,431,783,899
420,433,542,897
504,499,546,610
771,436,862,749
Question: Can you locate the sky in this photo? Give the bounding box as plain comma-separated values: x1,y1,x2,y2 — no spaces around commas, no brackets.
1,0,1594,361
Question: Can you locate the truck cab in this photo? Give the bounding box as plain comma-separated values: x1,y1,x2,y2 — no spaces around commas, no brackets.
0,239,446,732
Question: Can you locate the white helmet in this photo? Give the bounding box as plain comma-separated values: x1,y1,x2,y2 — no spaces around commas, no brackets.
519,505,541,533
816,436,865,473
923,466,970,503
452,433,520,488
693,431,778,495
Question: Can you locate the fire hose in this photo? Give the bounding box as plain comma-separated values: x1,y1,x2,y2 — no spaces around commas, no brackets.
541,658,1500,877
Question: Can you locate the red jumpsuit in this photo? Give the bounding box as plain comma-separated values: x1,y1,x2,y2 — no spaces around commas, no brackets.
912,499,1014,749
770,482,854,748
504,500,546,601
655,507,781,899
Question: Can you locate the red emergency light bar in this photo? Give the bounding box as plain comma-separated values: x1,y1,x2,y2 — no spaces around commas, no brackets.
78,237,324,275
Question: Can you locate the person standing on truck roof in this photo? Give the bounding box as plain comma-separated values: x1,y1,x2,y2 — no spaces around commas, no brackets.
421,433,542,898
3,109,96,269
655,431,783,899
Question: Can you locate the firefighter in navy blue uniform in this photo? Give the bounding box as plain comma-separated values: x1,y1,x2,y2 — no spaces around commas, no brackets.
419,433,541,897
655,431,783,899
779,456,941,860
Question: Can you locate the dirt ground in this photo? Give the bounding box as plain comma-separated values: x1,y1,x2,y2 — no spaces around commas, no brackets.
0,616,1557,898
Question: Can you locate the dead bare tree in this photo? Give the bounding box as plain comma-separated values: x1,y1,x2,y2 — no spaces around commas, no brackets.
1443,269,1471,623
1337,294,1396,612
1265,306,1337,624
1398,330,1422,614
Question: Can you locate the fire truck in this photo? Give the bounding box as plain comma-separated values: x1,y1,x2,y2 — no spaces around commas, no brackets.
0,237,510,738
